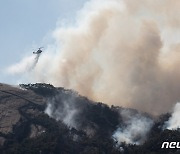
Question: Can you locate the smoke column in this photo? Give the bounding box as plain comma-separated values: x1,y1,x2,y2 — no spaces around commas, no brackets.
8,0,180,115
164,103,180,130
45,94,80,129
113,109,153,145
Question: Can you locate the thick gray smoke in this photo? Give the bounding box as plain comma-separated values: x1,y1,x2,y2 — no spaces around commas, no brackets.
7,0,180,115
113,109,153,145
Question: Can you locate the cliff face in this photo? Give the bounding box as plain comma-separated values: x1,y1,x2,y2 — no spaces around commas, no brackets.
0,83,179,154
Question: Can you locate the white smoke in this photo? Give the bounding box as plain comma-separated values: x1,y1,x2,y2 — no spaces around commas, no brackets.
45,94,80,128
6,54,40,75
164,102,180,130
113,110,153,145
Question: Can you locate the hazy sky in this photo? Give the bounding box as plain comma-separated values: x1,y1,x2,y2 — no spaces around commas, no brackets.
0,0,87,83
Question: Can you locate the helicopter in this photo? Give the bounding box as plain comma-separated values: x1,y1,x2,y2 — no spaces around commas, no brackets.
33,47,43,54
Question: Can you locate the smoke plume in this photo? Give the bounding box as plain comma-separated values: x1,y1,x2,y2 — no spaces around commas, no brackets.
113,109,153,145
7,0,180,114
45,94,80,128
164,102,180,130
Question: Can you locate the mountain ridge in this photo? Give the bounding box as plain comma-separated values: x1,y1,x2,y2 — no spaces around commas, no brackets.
0,83,179,154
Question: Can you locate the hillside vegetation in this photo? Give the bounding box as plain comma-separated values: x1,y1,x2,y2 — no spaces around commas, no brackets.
0,83,179,154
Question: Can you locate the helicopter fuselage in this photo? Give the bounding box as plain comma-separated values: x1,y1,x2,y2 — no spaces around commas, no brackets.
33,50,42,54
